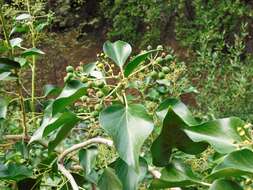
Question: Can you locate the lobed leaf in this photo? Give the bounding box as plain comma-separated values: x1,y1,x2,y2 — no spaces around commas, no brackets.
103,40,132,69
152,98,246,167
208,148,253,179
99,104,153,170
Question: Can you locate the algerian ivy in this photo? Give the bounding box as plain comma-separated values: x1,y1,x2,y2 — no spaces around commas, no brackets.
0,25,253,189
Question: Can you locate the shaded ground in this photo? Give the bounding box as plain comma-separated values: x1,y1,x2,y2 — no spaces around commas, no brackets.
35,31,102,93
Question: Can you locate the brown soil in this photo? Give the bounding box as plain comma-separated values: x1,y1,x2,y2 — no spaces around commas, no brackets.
35,31,102,94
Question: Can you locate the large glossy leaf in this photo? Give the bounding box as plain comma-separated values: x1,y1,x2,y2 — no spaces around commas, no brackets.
47,115,79,152
0,163,32,181
124,49,158,77
156,98,199,125
151,160,202,189
152,99,207,166
0,57,21,70
79,147,99,183
208,148,253,179
152,98,246,167
83,62,96,75
97,168,123,190
43,84,61,97
183,117,246,154
52,80,87,114
209,179,243,190
99,104,153,170
112,158,148,190
30,104,79,149
0,97,8,119
103,40,132,69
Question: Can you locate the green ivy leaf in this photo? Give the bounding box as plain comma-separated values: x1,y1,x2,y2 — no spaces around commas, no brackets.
152,98,246,167
0,163,32,181
21,48,45,57
112,158,148,190
14,57,27,68
156,98,199,125
209,179,243,190
83,62,96,75
99,104,153,170
0,57,21,70
43,84,61,97
183,117,245,154
79,147,99,183
29,104,79,149
124,49,158,77
208,148,253,179
152,99,207,166
98,168,123,190
52,80,87,114
103,40,132,69
0,97,8,120
10,25,29,36
47,115,79,152
151,160,202,189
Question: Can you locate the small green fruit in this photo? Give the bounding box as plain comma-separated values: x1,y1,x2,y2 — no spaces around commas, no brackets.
162,66,170,74
165,54,174,61
91,111,99,117
96,91,104,98
158,72,165,79
80,96,88,101
66,65,74,73
156,57,163,64
150,71,158,78
95,80,104,88
95,104,103,111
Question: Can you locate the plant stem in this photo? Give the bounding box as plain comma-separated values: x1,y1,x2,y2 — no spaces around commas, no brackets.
57,137,113,190
0,5,12,54
26,0,37,128
17,75,28,138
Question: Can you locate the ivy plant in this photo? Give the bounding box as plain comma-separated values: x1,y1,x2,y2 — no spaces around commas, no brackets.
1,22,253,189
